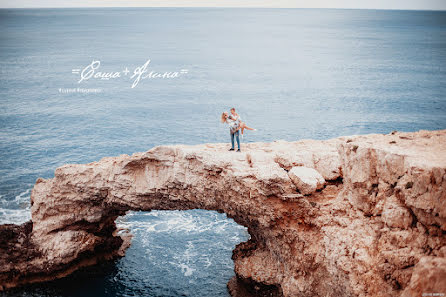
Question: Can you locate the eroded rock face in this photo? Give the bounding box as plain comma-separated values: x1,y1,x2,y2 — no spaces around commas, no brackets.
0,130,445,296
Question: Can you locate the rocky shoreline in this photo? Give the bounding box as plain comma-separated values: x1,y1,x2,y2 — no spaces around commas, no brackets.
1,130,445,296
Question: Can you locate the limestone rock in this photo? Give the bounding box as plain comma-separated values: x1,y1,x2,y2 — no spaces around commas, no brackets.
288,166,325,195
1,129,445,297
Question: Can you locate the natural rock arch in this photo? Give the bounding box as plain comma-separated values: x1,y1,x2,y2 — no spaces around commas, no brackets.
1,130,446,296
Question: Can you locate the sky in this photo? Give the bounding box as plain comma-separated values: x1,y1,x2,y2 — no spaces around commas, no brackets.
0,0,445,10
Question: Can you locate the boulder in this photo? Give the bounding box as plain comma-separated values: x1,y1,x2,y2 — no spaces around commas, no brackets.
288,166,325,195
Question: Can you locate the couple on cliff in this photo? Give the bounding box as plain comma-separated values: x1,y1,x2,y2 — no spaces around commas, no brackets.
221,108,256,152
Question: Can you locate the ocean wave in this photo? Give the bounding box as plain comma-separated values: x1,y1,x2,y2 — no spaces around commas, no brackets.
0,208,31,224
116,210,247,236
0,188,32,225
13,188,31,205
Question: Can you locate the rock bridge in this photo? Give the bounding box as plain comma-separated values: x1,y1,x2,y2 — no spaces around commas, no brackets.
1,130,445,296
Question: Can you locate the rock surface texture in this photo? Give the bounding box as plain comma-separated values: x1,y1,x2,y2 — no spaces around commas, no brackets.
1,130,445,296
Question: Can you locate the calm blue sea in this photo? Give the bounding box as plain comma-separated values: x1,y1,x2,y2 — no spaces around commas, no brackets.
0,7,445,297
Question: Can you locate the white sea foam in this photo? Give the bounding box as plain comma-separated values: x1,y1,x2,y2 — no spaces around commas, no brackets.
117,210,247,235
203,256,212,268
168,241,199,277
179,263,196,277
0,188,32,224
169,261,196,277
183,241,198,260
13,188,31,205
0,208,31,224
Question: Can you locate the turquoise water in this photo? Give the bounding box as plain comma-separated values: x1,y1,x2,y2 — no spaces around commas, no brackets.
0,8,445,297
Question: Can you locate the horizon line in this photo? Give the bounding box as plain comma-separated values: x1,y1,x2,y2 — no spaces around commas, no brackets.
1,6,445,11
2,0,446,10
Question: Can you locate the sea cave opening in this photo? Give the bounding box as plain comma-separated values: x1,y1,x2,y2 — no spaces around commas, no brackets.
113,209,250,297
2,210,250,297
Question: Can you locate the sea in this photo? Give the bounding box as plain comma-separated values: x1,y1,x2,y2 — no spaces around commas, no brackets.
0,7,445,297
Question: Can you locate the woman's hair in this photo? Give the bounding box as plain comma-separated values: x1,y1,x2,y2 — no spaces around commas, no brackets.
221,112,228,123
230,107,235,112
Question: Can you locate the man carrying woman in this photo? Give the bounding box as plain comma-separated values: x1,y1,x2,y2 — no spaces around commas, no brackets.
221,108,256,152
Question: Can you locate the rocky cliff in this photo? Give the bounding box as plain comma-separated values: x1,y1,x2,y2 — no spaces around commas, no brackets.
1,130,445,296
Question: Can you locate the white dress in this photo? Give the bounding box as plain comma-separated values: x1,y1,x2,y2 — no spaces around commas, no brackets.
227,115,240,133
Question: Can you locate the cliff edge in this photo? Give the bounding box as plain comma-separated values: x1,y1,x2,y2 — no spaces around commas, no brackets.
1,130,445,296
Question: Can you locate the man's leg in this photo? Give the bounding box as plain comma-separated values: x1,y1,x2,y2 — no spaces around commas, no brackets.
235,131,241,151
230,132,235,150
